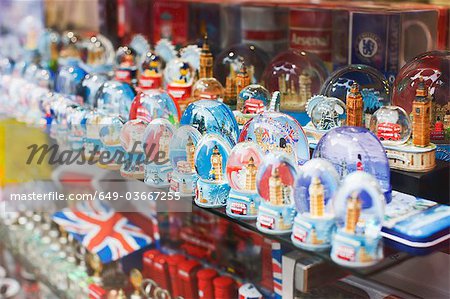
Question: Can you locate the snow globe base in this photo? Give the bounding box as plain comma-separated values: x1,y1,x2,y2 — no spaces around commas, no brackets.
194,179,230,208
384,142,436,172
83,138,103,161
170,171,198,197
291,214,335,251
331,230,383,268
226,190,261,220
256,201,296,235
144,163,172,188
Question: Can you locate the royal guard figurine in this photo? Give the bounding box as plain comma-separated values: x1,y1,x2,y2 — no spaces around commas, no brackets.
226,142,263,219
369,78,436,172
331,172,385,267
346,83,364,127
115,46,138,85
139,53,163,90
194,134,232,208
292,159,339,251
166,60,194,111
256,153,297,234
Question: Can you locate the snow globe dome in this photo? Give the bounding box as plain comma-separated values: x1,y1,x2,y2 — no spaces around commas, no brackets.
213,43,269,87
80,34,114,70
238,111,309,164
263,49,328,115
34,68,53,89
291,158,339,250
369,106,411,145
320,64,390,123
129,90,180,125
114,45,138,84
59,31,83,62
392,51,449,145
180,100,239,146
226,142,263,192
169,125,202,195
55,63,87,97
76,73,110,106
256,152,297,234
331,171,385,267
192,78,225,101
313,126,391,203
99,115,125,147
120,119,148,153
170,125,202,174
194,133,233,208
66,106,87,151
237,84,271,112
0,57,14,76
194,133,232,182
83,109,106,158
94,80,136,119
139,51,164,90
307,95,346,131
164,58,194,86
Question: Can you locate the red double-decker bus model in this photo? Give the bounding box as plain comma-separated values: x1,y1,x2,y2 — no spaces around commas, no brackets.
377,122,401,141
242,98,265,114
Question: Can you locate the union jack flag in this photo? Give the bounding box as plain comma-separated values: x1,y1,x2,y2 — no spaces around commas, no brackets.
53,201,153,263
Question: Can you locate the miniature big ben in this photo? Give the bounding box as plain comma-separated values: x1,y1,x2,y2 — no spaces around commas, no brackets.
269,167,283,206
346,83,364,127
412,79,431,147
199,35,213,79
299,70,312,107
345,193,361,234
159,129,171,160
309,176,325,218
186,136,196,172
245,156,257,191
210,145,223,181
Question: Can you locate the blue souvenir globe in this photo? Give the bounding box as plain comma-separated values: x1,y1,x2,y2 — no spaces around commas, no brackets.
320,64,390,126
94,80,136,120
169,125,202,196
77,73,110,107
292,158,339,250
331,171,385,267
256,152,297,234
129,90,180,125
83,109,107,160
181,100,239,146
120,119,148,179
313,126,391,203
234,84,271,126
194,133,233,208
143,119,175,187
239,111,309,165
55,63,87,100
99,114,126,170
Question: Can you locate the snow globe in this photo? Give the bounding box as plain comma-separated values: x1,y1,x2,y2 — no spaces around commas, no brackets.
373,80,436,172
80,34,114,74
59,31,83,64
330,171,385,267
180,100,239,146
129,90,180,125
37,28,60,72
83,109,106,160
54,101,80,149
194,133,233,208
213,44,269,106
139,51,164,90
169,126,202,196
303,95,346,146
55,62,87,101
114,46,138,85
291,158,339,250
143,118,176,187
98,115,126,170
313,126,391,203
94,80,136,120
120,119,148,179
225,142,264,219
234,84,271,127
76,73,110,106
392,50,449,161
320,64,390,127
164,58,194,111
263,50,328,125
67,106,87,151
238,101,310,165
256,152,297,234
192,78,224,102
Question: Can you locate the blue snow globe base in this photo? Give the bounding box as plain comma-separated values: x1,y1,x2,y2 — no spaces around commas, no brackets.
331,229,383,268
256,201,296,235
226,190,261,220
170,171,198,197
120,152,145,180
291,214,335,251
144,163,172,188
195,179,230,208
